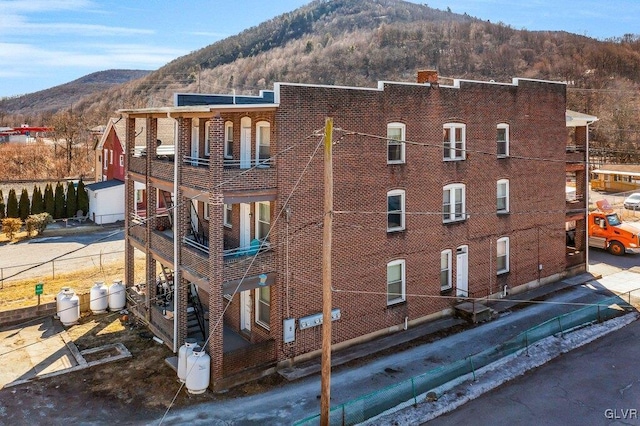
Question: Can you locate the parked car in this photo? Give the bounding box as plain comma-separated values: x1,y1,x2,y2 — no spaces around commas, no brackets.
623,193,640,210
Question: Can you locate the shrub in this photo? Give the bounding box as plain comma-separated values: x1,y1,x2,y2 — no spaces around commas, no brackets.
66,181,77,218
6,189,19,218
25,212,53,236
77,178,89,214
19,188,30,220
31,186,44,215
54,182,65,219
44,183,55,216
0,190,5,219
2,217,23,240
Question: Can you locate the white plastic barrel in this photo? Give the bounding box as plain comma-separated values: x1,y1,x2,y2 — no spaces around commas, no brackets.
108,280,126,311
177,338,198,383
186,346,210,394
58,291,80,326
90,282,108,314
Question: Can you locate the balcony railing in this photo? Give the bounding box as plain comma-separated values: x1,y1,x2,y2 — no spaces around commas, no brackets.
182,155,273,169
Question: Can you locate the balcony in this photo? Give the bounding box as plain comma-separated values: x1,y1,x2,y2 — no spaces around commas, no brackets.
566,145,586,165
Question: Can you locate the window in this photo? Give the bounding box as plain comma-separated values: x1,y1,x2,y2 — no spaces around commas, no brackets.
255,286,270,329
497,237,510,274
387,190,406,232
387,123,406,164
443,123,466,160
497,179,509,213
443,184,466,223
103,149,108,169
256,121,270,166
109,150,113,165
204,121,211,156
119,154,124,167
204,202,209,220
256,202,270,241
387,260,406,305
440,250,452,291
497,123,509,157
224,121,233,159
223,203,232,228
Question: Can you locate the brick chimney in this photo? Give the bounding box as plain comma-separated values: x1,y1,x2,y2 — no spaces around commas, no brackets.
417,70,438,84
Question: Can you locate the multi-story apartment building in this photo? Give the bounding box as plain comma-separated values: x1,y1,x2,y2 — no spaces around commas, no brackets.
120,71,592,390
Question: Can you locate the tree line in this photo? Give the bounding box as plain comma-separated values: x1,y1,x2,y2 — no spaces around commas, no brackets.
0,179,89,221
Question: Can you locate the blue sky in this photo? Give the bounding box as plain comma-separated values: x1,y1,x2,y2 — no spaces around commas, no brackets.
1,0,638,98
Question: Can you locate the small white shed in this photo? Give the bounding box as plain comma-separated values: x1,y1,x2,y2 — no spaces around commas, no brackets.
85,180,125,224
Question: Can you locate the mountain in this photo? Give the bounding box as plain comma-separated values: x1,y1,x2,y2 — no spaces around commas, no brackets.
0,69,151,119
1,0,639,161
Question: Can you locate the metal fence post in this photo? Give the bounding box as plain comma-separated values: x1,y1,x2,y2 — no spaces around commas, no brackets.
558,316,564,337
525,331,529,356
52,260,55,279
469,356,476,381
1,267,3,289
412,377,417,406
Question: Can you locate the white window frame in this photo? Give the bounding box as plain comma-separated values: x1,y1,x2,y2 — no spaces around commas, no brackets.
109,149,113,165
387,122,406,164
204,121,211,156
440,249,452,291
256,121,270,167
204,202,210,220
497,123,509,157
497,179,509,213
223,203,232,228
255,201,270,241
387,259,406,306
103,149,108,169
442,183,466,223
443,123,466,161
255,285,270,329
387,189,406,232
119,154,124,167
224,121,233,159
497,236,510,275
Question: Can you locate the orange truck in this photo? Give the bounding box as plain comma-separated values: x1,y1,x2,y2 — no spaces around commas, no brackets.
589,200,640,255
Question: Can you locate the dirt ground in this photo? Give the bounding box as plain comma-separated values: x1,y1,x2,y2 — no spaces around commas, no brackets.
0,311,284,425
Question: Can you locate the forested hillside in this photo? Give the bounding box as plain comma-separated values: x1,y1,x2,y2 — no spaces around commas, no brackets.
1,0,639,164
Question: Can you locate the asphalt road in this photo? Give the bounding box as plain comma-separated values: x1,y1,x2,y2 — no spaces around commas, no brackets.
426,318,640,426
0,227,127,282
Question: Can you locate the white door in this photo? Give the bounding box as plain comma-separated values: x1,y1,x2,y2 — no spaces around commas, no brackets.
456,245,469,297
240,290,251,332
240,118,251,169
240,203,250,248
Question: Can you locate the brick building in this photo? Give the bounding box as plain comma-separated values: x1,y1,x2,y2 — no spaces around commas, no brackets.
120,72,590,390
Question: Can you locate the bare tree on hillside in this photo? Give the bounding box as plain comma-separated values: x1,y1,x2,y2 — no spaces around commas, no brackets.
51,108,87,176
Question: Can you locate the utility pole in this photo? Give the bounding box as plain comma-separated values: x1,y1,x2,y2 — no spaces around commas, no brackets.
320,117,333,425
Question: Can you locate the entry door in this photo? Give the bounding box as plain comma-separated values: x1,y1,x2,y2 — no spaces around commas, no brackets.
239,203,251,248
240,290,251,332
240,122,251,169
456,245,469,297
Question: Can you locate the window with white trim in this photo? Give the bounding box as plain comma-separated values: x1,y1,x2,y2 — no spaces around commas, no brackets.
256,121,270,166
497,123,509,157
497,179,509,213
256,202,270,241
119,154,124,167
103,149,108,169
387,189,405,232
255,286,270,329
223,203,232,228
224,121,233,159
442,183,466,223
387,122,406,164
497,237,510,274
443,123,466,160
109,150,113,165
440,249,452,291
204,202,209,220
204,121,211,156
387,259,406,305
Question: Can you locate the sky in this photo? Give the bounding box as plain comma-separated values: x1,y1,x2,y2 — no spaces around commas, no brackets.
1,0,639,98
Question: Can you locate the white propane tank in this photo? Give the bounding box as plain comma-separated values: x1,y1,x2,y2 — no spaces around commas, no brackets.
89,282,108,314
55,287,72,318
58,291,80,326
108,280,126,311
177,338,198,383
186,346,210,394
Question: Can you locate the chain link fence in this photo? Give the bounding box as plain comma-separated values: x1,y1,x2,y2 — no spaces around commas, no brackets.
295,290,638,425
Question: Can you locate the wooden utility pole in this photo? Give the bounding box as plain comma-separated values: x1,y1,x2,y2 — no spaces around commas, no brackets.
320,117,333,425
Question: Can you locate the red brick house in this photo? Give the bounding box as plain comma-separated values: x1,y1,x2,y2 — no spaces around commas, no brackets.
120,72,588,390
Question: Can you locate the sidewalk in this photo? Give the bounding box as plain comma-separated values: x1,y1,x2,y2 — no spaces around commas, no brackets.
279,271,599,381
